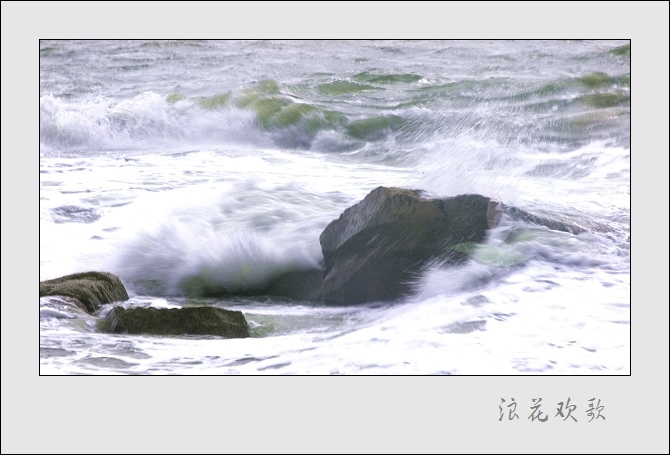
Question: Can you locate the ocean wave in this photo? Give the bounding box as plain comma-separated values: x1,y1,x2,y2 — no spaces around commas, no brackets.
39,91,264,153
114,227,321,297
40,66,630,157
105,181,328,297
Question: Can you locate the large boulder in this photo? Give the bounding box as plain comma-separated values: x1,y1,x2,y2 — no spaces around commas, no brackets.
39,271,129,314
105,306,250,338
319,187,588,305
319,187,492,305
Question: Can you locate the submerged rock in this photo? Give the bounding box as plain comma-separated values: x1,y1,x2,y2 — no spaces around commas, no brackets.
497,203,586,235
265,269,324,301
39,271,129,314
105,306,250,338
320,187,491,305
178,267,324,302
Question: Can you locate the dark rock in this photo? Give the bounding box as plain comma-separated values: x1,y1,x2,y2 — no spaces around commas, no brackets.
319,187,491,305
265,269,324,301
105,306,250,338
39,271,129,314
318,187,589,306
179,268,324,301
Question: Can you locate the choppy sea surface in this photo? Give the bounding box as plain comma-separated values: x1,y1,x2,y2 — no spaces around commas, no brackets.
40,40,630,374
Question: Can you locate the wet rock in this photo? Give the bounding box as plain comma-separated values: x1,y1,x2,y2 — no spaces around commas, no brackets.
105,306,250,338
179,268,324,302
265,269,324,301
39,271,129,314
319,187,491,305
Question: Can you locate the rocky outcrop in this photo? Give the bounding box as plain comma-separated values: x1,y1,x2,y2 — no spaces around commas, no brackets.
319,187,492,305
105,306,250,338
39,271,129,314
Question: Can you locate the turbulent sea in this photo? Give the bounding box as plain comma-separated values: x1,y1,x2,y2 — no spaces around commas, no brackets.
39,40,630,375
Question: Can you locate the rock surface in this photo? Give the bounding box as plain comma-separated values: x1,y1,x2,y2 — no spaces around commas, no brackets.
105,306,250,338
39,271,129,314
265,269,324,301
319,187,491,305
179,268,324,301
